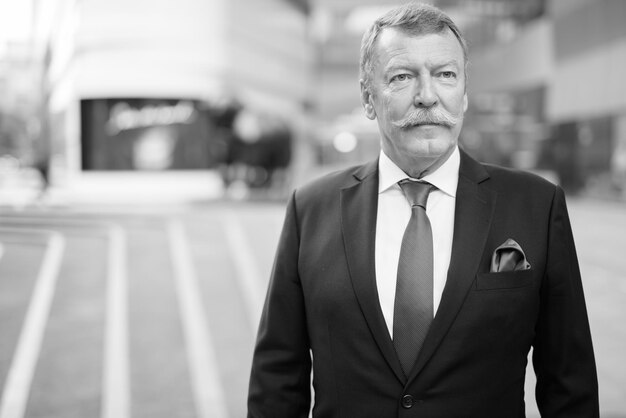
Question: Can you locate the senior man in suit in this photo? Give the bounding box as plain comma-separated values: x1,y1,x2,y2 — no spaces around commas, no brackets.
248,2,598,417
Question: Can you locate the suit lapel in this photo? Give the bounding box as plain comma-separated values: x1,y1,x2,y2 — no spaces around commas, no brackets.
341,160,406,384
408,150,496,381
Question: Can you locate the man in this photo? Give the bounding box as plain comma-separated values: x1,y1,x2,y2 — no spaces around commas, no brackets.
248,3,599,417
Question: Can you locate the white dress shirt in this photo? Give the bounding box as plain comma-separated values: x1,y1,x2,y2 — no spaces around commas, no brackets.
375,147,459,338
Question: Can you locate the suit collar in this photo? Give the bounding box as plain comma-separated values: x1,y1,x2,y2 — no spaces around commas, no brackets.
407,149,495,381
341,159,407,383
351,159,378,182
458,147,490,184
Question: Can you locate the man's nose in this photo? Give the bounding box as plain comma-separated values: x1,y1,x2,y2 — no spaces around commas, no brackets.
414,76,437,107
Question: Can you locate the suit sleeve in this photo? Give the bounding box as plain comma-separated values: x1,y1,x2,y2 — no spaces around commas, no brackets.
248,191,312,418
532,186,599,417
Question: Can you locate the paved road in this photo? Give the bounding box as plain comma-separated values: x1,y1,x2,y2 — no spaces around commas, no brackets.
0,197,624,418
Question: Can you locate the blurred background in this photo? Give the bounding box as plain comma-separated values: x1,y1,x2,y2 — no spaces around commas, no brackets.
0,0,624,417
0,0,625,202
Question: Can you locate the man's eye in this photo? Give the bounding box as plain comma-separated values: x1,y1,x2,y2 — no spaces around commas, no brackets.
391,74,410,82
440,71,456,79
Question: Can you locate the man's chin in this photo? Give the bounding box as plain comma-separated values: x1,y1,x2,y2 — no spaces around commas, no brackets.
406,138,455,159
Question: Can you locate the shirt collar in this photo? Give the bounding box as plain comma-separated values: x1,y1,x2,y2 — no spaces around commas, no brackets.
378,146,460,197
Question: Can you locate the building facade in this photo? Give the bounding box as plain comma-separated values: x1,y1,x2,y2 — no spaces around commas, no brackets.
33,0,311,196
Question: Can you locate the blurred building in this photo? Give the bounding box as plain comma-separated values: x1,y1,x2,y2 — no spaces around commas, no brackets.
31,0,311,197
468,0,626,195
0,37,45,199
0,40,42,160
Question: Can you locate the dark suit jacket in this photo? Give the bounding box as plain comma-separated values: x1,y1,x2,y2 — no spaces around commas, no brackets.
248,150,599,417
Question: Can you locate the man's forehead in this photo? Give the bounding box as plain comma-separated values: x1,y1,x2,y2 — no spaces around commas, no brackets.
376,26,460,50
373,27,465,66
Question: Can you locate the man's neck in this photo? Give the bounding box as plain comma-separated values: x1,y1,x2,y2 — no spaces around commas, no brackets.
390,147,456,179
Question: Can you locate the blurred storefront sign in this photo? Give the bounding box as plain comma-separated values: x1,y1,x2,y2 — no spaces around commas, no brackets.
106,100,197,136
81,98,218,171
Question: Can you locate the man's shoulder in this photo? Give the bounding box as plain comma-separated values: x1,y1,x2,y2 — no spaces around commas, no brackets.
460,149,558,194
481,161,558,195
293,161,376,202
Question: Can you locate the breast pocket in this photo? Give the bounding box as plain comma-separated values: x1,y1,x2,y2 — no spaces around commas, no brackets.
475,269,534,291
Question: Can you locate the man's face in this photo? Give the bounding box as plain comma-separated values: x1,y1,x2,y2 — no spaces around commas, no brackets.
361,27,468,177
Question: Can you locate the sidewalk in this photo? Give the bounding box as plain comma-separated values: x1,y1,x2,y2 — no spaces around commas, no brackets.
0,169,226,209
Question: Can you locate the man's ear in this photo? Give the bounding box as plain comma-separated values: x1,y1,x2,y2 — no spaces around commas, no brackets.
463,92,468,113
360,80,376,120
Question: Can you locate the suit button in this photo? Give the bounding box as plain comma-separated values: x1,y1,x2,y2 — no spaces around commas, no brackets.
401,394,414,409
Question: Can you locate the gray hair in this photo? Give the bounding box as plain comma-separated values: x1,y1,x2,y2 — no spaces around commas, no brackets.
359,2,468,86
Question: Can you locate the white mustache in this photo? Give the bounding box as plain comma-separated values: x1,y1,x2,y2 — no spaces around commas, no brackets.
393,107,461,129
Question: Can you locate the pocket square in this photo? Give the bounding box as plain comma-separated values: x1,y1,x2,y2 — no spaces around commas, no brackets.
490,238,531,273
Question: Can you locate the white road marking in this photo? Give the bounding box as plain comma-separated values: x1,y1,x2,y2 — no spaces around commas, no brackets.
221,213,265,328
0,232,66,418
167,219,229,418
101,226,130,418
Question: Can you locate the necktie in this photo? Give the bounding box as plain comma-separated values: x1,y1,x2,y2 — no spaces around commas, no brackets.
393,179,434,376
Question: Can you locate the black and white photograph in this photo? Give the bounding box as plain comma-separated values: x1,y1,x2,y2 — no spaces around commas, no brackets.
0,0,624,417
